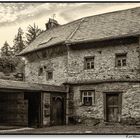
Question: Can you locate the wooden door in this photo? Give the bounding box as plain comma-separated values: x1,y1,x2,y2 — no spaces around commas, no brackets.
51,96,64,125
106,94,119,122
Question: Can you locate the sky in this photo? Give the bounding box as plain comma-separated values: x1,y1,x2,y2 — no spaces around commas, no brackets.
1,3,140,47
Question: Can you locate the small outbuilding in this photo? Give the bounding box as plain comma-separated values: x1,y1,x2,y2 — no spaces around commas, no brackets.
0,79,67,128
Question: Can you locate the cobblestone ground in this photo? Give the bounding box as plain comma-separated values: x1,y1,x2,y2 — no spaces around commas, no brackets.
2,124,140,134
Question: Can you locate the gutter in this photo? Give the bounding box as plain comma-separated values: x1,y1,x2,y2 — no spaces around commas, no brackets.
65,33,140,45
18,32,140,56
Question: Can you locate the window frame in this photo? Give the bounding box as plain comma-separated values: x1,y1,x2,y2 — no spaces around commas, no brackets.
115,53,127,67
38,67,43,76
84,56,95,70
81,90,95,106
46,71,53,80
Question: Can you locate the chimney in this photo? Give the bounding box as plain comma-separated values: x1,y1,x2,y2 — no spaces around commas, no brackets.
45,18,59,30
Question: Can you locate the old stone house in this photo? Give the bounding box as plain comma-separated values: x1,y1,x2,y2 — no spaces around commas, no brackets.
1,7,140,128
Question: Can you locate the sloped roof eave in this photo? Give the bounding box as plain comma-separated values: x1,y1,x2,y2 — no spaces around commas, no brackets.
0,79,66,93
18,40,65,56
66,32,140,45
64,79,140,85
19,7,140,56
19,32,140,56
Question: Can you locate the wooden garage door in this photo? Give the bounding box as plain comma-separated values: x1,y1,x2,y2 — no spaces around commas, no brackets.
0,93,28,126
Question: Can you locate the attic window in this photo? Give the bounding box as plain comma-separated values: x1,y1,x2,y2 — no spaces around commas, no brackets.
39,37,56,46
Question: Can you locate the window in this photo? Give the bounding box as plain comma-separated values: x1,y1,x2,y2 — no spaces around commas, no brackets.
46,71,53,80
115,53,127,67
81,90,95,106
42,50,47,58
84,57,94,69
38,67,43,76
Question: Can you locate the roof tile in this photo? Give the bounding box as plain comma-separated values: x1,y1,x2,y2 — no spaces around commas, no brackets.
19,7,140,55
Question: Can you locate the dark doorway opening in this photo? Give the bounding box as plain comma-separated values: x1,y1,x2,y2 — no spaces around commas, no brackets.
50,93,66,126
24,92,41,128
0,92,28,126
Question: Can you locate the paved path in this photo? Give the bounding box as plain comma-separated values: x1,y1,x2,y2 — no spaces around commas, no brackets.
1,124,140,134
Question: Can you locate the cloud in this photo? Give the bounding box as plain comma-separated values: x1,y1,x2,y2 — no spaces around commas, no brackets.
0,3,43,26
0,3,140,47
59,3,140,22
0,3,88,27
1,3,140,27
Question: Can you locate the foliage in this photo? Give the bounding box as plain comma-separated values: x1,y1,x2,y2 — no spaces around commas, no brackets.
13,28,25,55
0,56,19,73
0,23,42,78
1,41,12,57
26,23,42,45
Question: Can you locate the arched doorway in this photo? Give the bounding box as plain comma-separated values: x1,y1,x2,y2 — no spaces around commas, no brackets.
51,94,66,126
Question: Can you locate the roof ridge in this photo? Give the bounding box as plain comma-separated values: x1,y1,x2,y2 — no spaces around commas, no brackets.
65,18,85,42
68,6,140,24
19,6,140,56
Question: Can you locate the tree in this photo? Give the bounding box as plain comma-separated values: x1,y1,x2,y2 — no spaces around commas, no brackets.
26,23,42,45
1,41,11,56
13,28,25,55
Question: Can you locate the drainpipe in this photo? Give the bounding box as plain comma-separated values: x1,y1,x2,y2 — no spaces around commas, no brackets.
65,43,70,83
138,36,140,79
65,43,71,125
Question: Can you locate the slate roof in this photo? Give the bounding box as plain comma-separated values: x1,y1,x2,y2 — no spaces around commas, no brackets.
0,79,66,93
19,7,140,55
19,19,81,55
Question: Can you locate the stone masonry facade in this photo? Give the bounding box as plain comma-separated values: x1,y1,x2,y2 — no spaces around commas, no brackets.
25,45,68,86
25,38,140,85
67,38,140,83
69,82,140,125
23,36,140,125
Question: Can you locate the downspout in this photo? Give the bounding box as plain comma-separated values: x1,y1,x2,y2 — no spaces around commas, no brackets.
139,36,140,79
64,18,85,124
65,17,85,83
65,43,71,125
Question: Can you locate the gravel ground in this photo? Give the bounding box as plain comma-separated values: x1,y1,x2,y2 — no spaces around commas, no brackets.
1,124,140,134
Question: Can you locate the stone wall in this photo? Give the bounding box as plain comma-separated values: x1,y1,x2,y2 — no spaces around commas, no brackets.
67,41,140,83
70,82,140,125
25,54,67,86
24,38,140,86
121,85,140,124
